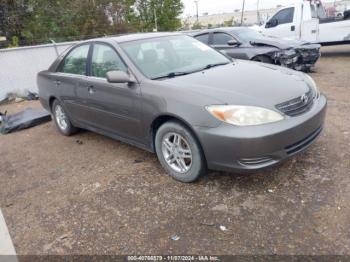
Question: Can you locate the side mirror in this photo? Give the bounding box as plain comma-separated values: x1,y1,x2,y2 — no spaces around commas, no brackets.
227,39,240,46
266,18,278,28
106,71,134,84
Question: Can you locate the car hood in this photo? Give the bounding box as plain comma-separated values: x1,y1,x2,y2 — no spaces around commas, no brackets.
250,36,321,50
162,61,311,109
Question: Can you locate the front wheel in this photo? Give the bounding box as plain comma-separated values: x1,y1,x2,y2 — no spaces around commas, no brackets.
252,55,273,64
155,121,207,183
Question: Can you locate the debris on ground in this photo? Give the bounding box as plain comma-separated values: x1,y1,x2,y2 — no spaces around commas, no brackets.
219,225,227,231
134,158,145,164
170,235,180,241
0,111,7,123
0,108,51,134
211,204,228,212
76,140,84,145
26,92,39,101
1,91,39,105
199,221,216,227
15,97,25,103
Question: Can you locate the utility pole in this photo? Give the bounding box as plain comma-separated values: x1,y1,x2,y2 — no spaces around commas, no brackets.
241,0,245,26
257,0,260,25
154,8,158,32
195,0,199,22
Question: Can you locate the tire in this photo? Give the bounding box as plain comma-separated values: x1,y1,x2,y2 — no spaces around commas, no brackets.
252,55,273,64
52,99,78,136
155,121,207,183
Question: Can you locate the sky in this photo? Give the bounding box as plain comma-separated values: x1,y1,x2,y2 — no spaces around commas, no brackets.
181,0,335,16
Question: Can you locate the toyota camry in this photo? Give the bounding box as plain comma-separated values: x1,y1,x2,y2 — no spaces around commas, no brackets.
37,33,327,182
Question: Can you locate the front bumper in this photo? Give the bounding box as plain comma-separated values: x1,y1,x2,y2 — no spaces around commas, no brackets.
277,48,321,72
293,48,321,71
195,95,327,173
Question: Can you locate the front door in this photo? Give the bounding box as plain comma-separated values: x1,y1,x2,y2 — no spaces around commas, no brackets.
78,43,142,142
263,7,298,40
211,32,248,60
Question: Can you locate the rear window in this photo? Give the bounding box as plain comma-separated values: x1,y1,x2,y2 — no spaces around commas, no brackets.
58,45,90,75
195,34,209,44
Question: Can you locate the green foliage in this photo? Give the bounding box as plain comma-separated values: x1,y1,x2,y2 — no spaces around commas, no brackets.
223,17,234,27
134,0,183,32
192,21,202,30
0,0,184,47
9,36,19,47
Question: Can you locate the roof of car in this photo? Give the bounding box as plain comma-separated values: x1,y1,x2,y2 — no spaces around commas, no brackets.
191,27,252,36
110,32,182,43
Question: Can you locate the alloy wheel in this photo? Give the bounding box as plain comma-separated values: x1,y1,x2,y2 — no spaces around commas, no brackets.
161,132,193,174
55,105,68,131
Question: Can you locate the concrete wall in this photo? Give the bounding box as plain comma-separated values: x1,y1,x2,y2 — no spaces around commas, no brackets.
0,41,78,101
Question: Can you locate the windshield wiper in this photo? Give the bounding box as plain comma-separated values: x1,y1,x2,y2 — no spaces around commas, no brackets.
151,71,191,80
201,62,230,70
151,62,230,80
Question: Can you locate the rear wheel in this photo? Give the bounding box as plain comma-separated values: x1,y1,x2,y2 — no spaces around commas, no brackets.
155,121,207,183
252,55,273,64
52,100,78,136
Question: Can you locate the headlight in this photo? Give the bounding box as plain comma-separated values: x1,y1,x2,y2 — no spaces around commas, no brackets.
206,105,284,126
276,50,298,65
276,49,296,58
305,74,320,98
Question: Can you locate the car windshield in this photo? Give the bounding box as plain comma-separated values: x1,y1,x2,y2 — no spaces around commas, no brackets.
233,28,265,42
120,35,230,79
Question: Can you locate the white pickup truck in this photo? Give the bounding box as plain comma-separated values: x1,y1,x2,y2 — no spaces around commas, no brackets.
258,0,350,45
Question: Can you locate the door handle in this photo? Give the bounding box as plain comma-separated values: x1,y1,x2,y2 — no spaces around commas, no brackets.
291,25,295,31
87,85,95,94
54,80,61,86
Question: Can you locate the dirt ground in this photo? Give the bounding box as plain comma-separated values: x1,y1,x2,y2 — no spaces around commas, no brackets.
0,45,349,256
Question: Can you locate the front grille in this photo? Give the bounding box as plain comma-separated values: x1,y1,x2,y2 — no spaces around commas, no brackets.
276,90,314,116
285,126,323,155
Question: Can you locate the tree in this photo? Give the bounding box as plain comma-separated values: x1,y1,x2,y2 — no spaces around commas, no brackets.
0,0,30,45
223,17,234,27
191,21,202,30
0,0,184,47
134,0,183,32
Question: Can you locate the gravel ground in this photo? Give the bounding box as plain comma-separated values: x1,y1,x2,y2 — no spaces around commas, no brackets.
0,45,349,255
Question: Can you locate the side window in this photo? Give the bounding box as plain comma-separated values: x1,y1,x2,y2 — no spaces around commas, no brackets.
212,33,234,45
195,34,209,44
272,7,295,25
91,44,127,78
59,45,90,75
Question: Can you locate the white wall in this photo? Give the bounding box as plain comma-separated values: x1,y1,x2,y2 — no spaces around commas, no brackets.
0,41,78,101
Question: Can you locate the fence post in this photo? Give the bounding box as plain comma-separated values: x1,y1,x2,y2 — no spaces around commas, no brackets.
50,40,59,57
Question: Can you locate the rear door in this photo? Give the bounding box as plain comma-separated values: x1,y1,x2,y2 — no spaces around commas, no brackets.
78,42,142,141
301,19,319,42
54,43,91,122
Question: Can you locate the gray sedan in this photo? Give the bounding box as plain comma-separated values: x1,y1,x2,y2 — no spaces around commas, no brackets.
190,27,321,72
37,33,327,182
